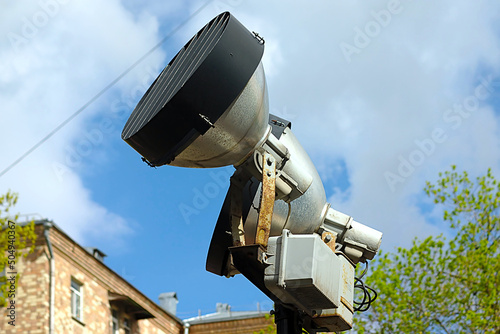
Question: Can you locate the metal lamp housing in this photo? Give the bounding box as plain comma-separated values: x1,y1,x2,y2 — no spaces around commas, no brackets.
121,12,267,168
121,11,383,334
243,126,328,242
173,62,269,168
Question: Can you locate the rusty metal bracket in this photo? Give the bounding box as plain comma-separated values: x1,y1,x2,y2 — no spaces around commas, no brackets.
229,170,251,247
321,231,336,253
255,152,277,247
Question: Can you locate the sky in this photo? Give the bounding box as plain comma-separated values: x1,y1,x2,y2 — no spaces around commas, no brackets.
1,0,500,320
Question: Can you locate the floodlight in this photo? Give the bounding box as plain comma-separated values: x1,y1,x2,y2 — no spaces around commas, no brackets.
122,11,382,333
122,12,267,168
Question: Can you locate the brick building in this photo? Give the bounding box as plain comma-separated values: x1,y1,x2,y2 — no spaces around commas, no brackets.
0,220,275,334
185,303,275,334
0,220,184,334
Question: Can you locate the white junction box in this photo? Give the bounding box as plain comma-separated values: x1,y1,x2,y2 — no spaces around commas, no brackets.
264,229,355,332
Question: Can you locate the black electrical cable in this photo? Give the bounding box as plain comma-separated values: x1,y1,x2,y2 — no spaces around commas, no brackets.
353,261,378,312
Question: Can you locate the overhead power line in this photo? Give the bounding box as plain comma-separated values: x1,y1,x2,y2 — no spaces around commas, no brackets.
0,0,214,178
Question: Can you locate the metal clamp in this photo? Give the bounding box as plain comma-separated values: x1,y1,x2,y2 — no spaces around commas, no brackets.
255,151,277,247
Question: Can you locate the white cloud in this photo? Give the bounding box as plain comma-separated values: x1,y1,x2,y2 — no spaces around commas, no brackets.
1,0,499,255
211,0,500,250
0,0,165,245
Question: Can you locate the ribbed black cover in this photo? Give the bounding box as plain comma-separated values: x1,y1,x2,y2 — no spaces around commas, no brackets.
122,13,229,141
121,12,264,166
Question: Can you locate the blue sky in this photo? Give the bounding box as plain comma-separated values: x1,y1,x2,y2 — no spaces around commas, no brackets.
2,0,500,319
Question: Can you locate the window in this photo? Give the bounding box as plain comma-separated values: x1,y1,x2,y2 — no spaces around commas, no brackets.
111,309,119,334
71,278,83,321
123,317,131,334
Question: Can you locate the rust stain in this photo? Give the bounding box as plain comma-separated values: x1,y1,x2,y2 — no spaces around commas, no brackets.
231,216,244,247
341,296,354,314
230,173,246,247
314,307,352,331
321,231,336,253
256,153,276,247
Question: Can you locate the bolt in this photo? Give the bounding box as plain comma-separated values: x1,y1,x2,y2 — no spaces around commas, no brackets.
324,234,332,243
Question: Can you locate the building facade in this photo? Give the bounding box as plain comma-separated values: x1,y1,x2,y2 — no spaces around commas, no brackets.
185,303,275,334
0,220,275,334
1,220,183,334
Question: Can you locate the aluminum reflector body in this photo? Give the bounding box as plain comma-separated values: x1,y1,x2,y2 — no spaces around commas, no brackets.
121,12,267,168
243,126,327,243
174,62,268,167
206,119,328,276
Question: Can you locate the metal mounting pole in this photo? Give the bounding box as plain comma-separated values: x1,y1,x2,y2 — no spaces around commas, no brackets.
274,303,303,334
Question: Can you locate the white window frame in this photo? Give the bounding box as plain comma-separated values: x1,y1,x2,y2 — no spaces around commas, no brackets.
111,309,119,334
71,278,83,321
123,316,131,334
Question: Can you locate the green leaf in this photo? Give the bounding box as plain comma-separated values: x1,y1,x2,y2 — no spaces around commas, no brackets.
356,167,500,334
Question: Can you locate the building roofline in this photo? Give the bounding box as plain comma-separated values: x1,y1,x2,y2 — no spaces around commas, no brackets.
28,219,184,325
184,310,270,325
